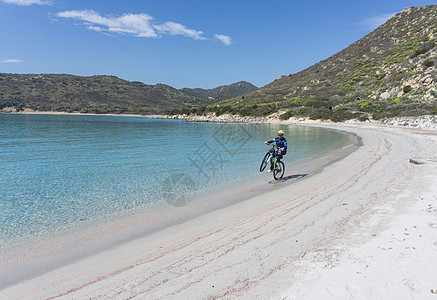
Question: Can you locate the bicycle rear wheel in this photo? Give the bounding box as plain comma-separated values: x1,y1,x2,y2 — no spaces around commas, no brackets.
259,152,270,172
273,161,285,180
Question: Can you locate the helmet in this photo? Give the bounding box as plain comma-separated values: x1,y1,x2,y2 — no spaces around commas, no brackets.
278,130,284,135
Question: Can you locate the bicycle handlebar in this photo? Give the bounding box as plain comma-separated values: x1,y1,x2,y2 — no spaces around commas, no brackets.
266,143,278,148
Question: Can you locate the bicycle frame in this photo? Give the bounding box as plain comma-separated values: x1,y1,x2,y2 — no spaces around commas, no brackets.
268,144,281,162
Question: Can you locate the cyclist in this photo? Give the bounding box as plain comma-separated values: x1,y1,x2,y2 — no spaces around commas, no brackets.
265,130,287,172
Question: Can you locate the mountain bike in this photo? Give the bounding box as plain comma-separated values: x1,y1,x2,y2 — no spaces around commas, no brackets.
259,144,285,180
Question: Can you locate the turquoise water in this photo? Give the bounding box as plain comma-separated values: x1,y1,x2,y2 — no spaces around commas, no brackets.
0,114,352,247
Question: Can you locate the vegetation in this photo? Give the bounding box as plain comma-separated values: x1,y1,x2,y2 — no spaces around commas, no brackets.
423,59,434,68
403,85,413,93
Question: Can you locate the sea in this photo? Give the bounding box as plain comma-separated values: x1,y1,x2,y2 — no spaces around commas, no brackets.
0,114,355,249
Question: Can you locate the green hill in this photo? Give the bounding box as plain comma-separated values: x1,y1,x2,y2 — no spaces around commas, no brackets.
184,5,437,121
181,81,257,102
0,74,256,114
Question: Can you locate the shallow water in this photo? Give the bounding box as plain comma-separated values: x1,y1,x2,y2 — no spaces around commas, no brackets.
0,114,352,247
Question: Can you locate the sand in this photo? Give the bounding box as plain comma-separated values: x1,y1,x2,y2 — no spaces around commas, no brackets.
1,123,437,299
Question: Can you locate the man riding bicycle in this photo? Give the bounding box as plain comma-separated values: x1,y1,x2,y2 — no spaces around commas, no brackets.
265,130,287,172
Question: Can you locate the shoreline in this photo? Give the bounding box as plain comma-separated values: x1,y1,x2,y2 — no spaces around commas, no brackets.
0,109,165,119
1,117,436,298
3,109,437,130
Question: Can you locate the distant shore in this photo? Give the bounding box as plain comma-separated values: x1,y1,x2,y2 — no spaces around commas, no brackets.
0,108,166,119
3,108,437,130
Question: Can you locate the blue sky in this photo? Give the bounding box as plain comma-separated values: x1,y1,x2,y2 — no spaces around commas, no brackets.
0,0,436,89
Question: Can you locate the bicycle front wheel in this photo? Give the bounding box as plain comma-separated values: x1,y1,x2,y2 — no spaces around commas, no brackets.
260,152,270,172
273,161,285,180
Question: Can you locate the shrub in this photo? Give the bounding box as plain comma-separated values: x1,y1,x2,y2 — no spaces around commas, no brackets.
410,49,426,58
423,59,434,68
196,105,206,115
358,115,369,122
251,105,275,116
293,106,315,116
279,111,293,120
403,85,412,93
410,41,435,58
308,108,331,120
180,107,192,115
303,98,331,108
330,109,364,122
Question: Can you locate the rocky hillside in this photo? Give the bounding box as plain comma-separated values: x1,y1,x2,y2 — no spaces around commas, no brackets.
186,5,437,121
0,74,256,114
181,81,257,102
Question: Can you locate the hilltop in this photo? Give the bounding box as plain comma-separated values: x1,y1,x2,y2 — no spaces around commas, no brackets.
180,5,437,121
181,81,257,102
0,74,256,115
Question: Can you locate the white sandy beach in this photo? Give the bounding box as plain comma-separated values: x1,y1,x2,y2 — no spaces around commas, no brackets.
1,122,437,299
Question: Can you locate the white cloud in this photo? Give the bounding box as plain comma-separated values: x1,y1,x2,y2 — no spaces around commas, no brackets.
1,59,24,63
360,12,396,30
1,0,51,6
56,10,196,39
57,10,157,38
214,34,232,46
56,10,231,44
87,25,104,32
154,21,206,40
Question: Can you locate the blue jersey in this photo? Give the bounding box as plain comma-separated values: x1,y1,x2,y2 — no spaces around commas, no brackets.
270,137,287,149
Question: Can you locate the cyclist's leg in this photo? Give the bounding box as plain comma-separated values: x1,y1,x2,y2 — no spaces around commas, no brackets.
272,151,278,168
